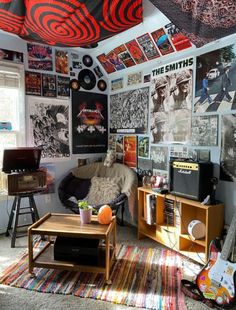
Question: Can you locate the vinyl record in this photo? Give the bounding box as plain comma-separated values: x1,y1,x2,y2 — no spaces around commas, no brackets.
78,69,96,90
97,79,107,91
82,55,93,67
69,79,80,91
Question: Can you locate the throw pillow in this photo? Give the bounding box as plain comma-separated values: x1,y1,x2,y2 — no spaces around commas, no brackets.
64,177,91,200
86,176,120,206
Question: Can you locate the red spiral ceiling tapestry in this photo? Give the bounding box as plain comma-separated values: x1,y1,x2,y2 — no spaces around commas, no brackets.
0,0,143,47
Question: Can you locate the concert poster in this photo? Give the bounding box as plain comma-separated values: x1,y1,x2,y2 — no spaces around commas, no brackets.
191,115,218,146
42,74,57,97
110,87,149,134
150,145,168,171
72,91,108,154
127,72,142,86
125,39,147,64
55,49,69,74
165,23,192,52
97,53,116,74
106,49,125,71
57,76,70,98
111,78,124,91
138,136,149,158
27,43,53,71
124,135,137,168
113,45,135,68
151,28,175,56
0,48,23,63
28,96,70,161
136,33,160,60
25,71,41,96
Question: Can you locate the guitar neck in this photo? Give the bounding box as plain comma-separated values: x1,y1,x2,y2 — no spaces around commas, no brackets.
221,211,236,261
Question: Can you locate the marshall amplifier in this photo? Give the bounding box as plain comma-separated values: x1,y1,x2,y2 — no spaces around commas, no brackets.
2,171,47,195
169,160,213,201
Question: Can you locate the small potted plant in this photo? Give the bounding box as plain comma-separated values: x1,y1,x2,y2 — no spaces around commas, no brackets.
78,200,93,224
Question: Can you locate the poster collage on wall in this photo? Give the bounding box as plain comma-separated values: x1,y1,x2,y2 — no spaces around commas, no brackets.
107,42,236,184
24,41,107,162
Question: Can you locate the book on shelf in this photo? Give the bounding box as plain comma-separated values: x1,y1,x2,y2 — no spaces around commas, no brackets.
146,194,156,225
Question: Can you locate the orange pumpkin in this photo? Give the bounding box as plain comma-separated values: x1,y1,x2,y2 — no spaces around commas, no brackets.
98,205,113,224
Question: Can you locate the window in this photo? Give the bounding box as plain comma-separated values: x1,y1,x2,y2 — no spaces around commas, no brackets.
0,63,25,192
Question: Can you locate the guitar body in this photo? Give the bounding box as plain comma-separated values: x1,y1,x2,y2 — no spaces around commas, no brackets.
196,239,236,308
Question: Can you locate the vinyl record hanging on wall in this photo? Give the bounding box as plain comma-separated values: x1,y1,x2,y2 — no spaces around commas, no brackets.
69,79,80,91
97,79,107,91
78,69,96,90
82,55,93,67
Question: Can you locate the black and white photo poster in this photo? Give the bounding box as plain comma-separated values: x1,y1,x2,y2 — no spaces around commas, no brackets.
191,115,218,146
150,145,168,171
220,114,236,182
194,43,236,113
72,92,108,154
150,57,193,143
28,97,70,160
110,87,149,134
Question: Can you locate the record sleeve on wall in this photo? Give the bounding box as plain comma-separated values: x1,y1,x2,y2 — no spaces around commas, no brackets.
78,69,96,90
72,92,108,154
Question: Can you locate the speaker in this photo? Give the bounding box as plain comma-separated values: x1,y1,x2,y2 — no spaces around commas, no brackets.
169,160,213,201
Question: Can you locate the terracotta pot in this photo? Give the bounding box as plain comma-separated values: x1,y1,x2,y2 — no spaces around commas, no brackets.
79,208,92,224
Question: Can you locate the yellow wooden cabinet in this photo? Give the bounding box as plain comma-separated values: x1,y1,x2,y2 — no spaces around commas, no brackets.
138,187,224,264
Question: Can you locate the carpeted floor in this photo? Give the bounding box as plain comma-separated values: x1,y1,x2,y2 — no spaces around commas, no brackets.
0,224,215,310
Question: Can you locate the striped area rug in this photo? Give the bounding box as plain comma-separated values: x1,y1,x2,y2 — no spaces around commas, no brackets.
0,240,186,310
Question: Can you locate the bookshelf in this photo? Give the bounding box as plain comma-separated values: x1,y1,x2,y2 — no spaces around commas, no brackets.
138,186,224,264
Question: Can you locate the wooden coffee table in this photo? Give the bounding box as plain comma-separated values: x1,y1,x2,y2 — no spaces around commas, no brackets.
28,213,116,284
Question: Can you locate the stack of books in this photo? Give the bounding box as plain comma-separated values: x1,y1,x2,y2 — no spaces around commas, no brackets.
146,194,156,225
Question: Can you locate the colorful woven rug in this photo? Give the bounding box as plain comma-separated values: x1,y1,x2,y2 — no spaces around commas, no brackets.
0,240,186,310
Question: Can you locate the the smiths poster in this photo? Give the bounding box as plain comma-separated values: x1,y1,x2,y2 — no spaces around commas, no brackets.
150,57,193,144
72,92,108,154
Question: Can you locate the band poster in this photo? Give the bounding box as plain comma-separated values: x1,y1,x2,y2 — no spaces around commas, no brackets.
194,43,236,113
191,115,218,146
57,76,70,98
27,43,53,71
72,92,108,154
220,114,236,182
25,71,41,96
150,57,193,144
124,135,137,168
138,136,149,158
55,49,69,75
27,97,70,161
110,87,149,134
42,74,57,97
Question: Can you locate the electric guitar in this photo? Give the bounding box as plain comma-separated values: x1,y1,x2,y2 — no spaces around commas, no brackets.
196,211,236,308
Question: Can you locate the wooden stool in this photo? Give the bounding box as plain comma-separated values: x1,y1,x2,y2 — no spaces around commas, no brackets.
5,191,40,248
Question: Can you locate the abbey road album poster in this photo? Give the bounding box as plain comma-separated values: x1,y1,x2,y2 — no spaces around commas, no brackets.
72,92,108,154
220,114,236,182
150,57,193,143
191,115,218,146
194,43,236,113
28,97,70,160
110,87,149,134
